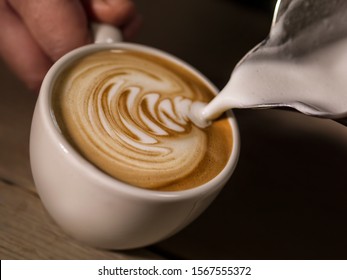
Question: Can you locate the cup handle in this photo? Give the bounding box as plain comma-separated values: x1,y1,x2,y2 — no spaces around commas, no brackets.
91,23,123,44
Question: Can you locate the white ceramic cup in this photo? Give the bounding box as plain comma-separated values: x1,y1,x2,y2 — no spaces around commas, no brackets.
29,24,240,249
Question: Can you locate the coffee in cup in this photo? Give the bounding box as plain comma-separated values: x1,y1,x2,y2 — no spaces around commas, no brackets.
31,26,240,248
51,49,233,191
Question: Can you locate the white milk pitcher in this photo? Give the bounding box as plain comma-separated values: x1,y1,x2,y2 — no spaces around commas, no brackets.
202,0,347,126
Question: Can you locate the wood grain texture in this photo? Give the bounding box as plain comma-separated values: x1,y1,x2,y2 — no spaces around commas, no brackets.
0,181,161,260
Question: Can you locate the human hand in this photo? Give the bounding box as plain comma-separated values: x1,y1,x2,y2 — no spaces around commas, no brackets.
0,0,141,92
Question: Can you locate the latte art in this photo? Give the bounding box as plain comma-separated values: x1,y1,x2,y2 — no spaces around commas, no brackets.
89,77,209,154
53,50,232,190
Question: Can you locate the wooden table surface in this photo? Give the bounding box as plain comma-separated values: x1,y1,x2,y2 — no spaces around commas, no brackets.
1,0,347,260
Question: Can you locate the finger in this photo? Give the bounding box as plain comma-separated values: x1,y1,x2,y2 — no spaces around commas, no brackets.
84,0,136,26
83,0,142,39
8,0,91,61
0,2,52,92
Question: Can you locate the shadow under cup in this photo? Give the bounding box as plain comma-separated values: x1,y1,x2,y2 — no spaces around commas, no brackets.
30,42,240,249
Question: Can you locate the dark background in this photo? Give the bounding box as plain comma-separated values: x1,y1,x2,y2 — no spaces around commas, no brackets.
131,0,347,259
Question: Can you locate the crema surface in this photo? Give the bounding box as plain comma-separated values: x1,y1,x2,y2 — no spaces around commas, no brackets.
52,50,232,191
